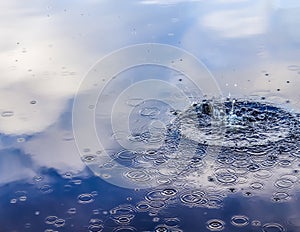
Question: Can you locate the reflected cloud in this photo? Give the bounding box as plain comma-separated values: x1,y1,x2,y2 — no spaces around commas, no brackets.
201,3,269,38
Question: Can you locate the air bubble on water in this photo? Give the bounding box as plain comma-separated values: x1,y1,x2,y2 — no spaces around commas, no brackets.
78,193,94,204
262,223,285,232
206,219,225,231
10,198,17,204
230,215,249,227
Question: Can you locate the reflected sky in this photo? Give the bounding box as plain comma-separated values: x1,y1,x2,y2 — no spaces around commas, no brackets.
1,0,299,179
0,0,300,231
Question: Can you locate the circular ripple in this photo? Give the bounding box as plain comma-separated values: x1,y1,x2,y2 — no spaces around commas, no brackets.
231,215,249,227
78,193,94,204
206,219,225,231
262,223,285,232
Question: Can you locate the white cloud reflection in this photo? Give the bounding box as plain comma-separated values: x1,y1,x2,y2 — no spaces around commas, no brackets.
0,0,299,186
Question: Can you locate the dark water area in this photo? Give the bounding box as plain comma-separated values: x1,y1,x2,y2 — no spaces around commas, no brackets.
0,166,300,231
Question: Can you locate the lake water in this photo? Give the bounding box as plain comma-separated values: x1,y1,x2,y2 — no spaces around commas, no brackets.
0,0,300,231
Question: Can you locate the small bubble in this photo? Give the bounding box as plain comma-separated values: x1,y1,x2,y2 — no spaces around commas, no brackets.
30,100,37,104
